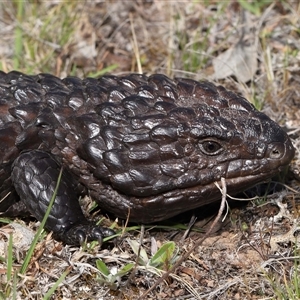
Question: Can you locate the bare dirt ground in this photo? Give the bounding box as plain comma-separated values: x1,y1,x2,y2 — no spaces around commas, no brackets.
0,1,300,299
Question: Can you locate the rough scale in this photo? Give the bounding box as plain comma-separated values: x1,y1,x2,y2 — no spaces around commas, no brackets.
0,71,295,244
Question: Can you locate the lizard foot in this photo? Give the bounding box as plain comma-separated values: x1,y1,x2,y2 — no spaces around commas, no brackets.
11,150,115,246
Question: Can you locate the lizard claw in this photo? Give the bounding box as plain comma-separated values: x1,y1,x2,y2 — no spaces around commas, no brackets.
90,227,116,246
61,224,116,246
90,227,103,246
75,229,86,246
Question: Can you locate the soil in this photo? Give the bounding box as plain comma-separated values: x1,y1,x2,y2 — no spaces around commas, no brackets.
0,1,300,299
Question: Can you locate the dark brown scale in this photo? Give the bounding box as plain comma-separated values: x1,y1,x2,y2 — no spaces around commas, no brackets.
0,71,295,245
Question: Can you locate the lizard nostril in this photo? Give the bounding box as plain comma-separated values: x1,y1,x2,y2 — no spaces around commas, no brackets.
270,148,281,159
268,143,284,159
268,141,293,161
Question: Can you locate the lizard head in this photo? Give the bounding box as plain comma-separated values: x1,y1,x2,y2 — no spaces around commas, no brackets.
77,74,295,222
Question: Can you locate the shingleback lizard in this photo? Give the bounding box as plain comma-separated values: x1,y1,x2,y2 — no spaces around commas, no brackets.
0,71,295,245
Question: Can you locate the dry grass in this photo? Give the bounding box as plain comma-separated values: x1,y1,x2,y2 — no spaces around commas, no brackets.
0,1,300,299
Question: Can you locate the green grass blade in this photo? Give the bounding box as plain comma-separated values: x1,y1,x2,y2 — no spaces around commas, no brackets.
19,168,63,275
87,64,118,78
13,0,24,69
11,272,17,300
149,241,175,269
42,267,71,300
96,259,110,277
6,233,13,282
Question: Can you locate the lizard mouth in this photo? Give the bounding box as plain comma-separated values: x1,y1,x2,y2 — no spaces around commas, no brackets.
109,166,290,224
102,137,295,224
122,137,295,223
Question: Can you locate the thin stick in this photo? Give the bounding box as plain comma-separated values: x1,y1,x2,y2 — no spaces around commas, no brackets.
137,177,228,299
130,13,142,74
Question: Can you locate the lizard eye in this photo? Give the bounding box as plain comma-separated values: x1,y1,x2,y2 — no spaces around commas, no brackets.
199,140,223,156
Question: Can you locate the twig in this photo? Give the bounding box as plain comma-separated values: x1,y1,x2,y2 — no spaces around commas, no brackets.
137,178,228,299
130,13,142,74
127,224,145,285
180,215,197,242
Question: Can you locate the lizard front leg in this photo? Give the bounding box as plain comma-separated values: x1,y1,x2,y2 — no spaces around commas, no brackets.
10,150,115,246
